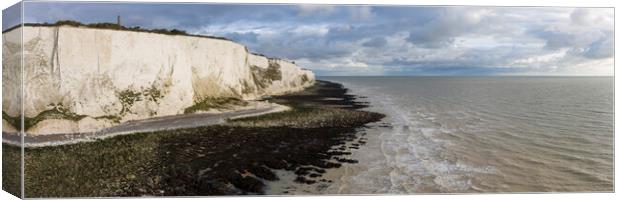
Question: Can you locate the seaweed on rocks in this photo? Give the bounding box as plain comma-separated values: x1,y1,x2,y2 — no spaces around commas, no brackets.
147,126,374,195
146,80,384,195
19,80,384,197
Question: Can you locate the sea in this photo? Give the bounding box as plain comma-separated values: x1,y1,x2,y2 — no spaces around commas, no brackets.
299,76,614,194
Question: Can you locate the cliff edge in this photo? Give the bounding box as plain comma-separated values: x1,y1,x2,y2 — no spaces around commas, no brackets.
2,24,315,135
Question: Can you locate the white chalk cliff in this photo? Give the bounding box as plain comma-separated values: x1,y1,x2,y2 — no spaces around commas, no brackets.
2,25,315,135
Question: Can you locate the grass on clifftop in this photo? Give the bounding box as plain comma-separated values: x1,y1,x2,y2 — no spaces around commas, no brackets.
3,20,231,41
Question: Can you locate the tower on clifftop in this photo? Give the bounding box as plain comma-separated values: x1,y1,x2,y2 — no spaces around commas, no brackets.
117,15,121,26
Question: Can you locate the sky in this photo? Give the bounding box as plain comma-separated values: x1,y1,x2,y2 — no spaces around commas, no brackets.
3,2,614,76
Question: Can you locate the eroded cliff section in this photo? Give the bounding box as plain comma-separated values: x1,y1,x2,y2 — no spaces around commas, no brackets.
2,25,315,135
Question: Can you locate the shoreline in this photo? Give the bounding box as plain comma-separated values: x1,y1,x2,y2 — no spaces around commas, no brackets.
3,80,386,197
2,102,289,147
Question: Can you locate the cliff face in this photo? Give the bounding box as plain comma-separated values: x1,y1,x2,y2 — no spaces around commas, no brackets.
2,25,315,134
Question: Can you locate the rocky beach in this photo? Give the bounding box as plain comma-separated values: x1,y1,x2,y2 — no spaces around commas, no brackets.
2,80,384,197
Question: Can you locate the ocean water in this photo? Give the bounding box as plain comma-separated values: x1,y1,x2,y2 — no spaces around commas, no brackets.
320,76,613,193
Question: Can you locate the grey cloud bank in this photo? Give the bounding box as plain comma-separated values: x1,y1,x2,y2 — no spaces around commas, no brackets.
12,2,614,76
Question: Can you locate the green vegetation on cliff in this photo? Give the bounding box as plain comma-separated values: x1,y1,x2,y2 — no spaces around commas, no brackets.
117,89,143,115
183,97,248,114
116,86,166,116
250,61,283,90
3,103,87,130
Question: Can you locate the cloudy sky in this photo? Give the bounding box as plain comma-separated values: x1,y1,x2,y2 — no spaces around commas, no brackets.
4,2,614,76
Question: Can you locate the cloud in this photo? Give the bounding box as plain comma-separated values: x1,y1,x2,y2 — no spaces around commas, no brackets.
406,8,492,48
297,5,335,16
349,6,374,21
225,31,259,43
570,9,588,25
362,37,387,48
529,8,613,62
576,36,614,59
21,3,614,76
